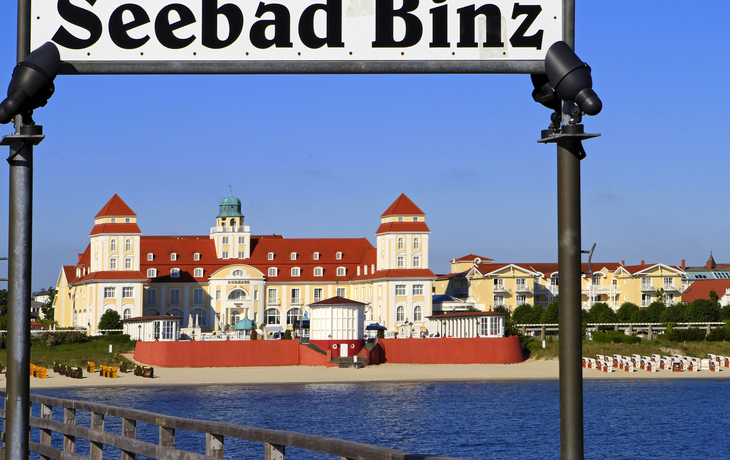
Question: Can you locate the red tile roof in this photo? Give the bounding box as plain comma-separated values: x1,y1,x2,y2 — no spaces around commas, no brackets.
428,311,505,318
381,194,424,217
365,269,437,280
95,194,136,218
681,279,730,302
375,222,430,234
452,254,493,262
621,263,681,275
90,223,142,236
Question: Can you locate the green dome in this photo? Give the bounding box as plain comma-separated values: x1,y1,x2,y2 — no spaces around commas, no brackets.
217,193,244,218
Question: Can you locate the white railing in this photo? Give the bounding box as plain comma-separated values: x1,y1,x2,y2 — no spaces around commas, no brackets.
641,283,657,291
515,285,532,293
267,298,281,306
210,226,249,233
290,298,303,305
663,283,680,291
493,285,511,293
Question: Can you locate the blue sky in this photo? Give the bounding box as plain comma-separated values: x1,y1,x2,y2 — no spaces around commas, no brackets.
1,2,729,290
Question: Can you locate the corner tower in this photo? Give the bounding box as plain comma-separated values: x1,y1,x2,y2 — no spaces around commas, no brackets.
376,193,430,271
89,194,142,273
211,192,251,259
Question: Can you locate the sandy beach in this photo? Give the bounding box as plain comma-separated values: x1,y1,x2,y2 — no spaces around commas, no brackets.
10,359,728,390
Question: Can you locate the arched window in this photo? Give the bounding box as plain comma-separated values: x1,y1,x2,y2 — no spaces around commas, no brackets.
194,268,203,277
413,237,419,249
268,267,278,277
167,308,184,318
365,306,373,321
190,308,208,327
123,308,132,320
264,308,281,325
144,308,160,316
232,269,243,277
170,268,180,278
227,289,248,301
125,238,131,252
413,305,422,322
147,268,156,278
110,239,117,251
287,307,303,325
230,218,236,226
337,267,346,276
291,267,301,277
396,306,405,322
314,267,323,276
397,237,404,250
73,310,78,327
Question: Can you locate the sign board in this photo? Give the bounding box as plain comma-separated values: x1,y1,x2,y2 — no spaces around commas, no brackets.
30,0,565,74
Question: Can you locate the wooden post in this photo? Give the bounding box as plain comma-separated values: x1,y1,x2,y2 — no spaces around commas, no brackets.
265,442,285,460
63,408,76,453
160,426,175,448
206,433,224,458
647,324,652,340
90,412,105,460
40,403,52,460
122,418,137,460
541,326,546,342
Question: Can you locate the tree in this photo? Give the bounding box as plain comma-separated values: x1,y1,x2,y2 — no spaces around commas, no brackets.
661,302,687,323
540,301,559,324
41,287,56,321
587,302,617,323
98,310,122,331
645,301,666,323
512,304,541,324
616,302,640,322
709,289,719,305
685,298,720,322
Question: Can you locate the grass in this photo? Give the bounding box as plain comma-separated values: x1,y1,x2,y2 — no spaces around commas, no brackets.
527,337,730,360
0,334,136,370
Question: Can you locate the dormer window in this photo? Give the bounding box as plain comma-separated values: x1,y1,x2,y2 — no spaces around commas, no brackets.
171,253,177,261
194,253,200,261
268,267,278,277
171,268,180,277
313,252,320,260
268,252,274,260
147,268,156,278
337,267,346,276
291,267,301,277
194,268,203,277
291,252,297,260
147,253,154,261
314,267,323,276
336,252,343,260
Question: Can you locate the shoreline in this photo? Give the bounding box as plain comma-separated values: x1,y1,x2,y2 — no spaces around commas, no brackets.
12,359,730,390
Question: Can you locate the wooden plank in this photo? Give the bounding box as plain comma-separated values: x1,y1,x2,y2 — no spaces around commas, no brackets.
121,418,137,460
39,403,52,460
63,408,75,454
205,433,224,458
159,426,175,448
90,413,105,460
265,443,285,460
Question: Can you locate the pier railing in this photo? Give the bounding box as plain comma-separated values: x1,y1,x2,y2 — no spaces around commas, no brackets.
0,391,464,460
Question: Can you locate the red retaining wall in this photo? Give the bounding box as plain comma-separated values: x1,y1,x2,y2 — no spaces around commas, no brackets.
370,336,524,365
133,336,523,367
134,340,329,367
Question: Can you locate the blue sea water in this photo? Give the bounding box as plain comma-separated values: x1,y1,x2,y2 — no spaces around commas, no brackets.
32,379,730,460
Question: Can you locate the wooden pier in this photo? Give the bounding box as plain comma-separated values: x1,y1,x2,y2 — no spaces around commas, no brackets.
0,391,463,460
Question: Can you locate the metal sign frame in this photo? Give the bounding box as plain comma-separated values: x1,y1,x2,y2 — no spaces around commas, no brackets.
20,0,574,74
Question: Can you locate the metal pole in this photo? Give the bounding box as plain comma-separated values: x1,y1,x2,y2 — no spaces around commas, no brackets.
557,135,583,460
5,120,35,460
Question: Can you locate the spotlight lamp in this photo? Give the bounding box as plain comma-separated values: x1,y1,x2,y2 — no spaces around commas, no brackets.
0,42,62,124
531,41,602,117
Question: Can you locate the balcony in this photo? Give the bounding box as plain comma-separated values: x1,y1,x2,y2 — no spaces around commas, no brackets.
640,283,657,292
452,287,468,296
267,297,281,306
663,283,680,292
210,225,250,234
290,297,304,305
493,301,511,311
493,285,511,293
548,285,559,296
515,284,533,293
